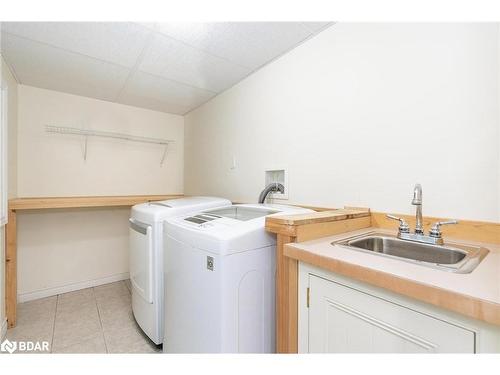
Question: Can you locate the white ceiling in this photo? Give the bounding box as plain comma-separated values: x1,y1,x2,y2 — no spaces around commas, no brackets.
0,22,331,115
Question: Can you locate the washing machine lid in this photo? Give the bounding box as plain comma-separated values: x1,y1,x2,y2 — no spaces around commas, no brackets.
131,196,231,223
166,204,314,255
198,206,280,221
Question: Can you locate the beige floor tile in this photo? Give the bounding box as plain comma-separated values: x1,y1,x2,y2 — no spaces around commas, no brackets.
56,288,96,315
54,302,99,325
18,296,57,313
58,298,98,316
104,322,159,354
96,292,131,311
17,296,57,326
52,332,107,353
5,281,153,355
94,281,129,302
6,322,54,343
58,287,95,303
53,306,102,349
5,297,56,353
99,306,136,332
96,291,135,332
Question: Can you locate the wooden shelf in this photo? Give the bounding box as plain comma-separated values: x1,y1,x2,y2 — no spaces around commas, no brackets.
4,194,184,329
8,195,183,210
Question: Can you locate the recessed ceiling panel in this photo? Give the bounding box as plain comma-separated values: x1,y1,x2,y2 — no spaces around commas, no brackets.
1,22,151,68
1,33,130,102
153,22,328,69
139,32,251,92
118,70,215,115
1,22,332,114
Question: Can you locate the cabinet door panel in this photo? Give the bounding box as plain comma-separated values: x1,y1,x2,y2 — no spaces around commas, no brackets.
308,275,475,353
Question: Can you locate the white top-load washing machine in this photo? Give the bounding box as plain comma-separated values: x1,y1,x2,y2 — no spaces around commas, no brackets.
163,203,313,353
129,196,231,344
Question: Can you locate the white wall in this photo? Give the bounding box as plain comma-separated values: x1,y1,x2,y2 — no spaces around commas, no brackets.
1,55,18,333
4,62,17,200
498,24,500,224
16,86,184,300
17,208,131,300
18,85,183,197
185,23,500,222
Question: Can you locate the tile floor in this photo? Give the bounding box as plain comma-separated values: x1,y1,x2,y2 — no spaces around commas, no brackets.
5,280,161,353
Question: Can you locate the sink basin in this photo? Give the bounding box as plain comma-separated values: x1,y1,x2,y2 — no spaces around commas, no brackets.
336,232,489,273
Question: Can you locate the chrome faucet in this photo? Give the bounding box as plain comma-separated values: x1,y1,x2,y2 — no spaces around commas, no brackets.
386,184,458,245
412,183,424,234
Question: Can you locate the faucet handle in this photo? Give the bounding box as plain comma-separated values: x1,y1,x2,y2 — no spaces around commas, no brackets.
429,220,458,238
386,214,410,234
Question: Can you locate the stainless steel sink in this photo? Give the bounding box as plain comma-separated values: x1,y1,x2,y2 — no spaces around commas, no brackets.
336,232,489,273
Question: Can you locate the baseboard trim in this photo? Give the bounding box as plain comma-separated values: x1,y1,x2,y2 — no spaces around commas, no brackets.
18,273,130,303
1,318,7,341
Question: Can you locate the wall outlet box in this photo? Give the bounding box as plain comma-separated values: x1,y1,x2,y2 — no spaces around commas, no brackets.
265,169,288,200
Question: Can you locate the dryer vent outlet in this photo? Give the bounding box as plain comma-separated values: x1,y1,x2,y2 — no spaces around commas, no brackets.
264,169,288,200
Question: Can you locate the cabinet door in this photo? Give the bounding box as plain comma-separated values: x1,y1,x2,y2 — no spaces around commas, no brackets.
308,275,475,353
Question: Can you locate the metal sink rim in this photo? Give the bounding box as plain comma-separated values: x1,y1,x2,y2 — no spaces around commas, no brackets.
333,231,489,274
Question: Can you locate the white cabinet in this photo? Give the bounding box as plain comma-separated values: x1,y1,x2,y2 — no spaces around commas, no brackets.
299,263,500,353
308,275,474,353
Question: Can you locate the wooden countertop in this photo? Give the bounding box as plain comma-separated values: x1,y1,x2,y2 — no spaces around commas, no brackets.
266,208,371,240
267,208,370,226
285,228,500,326
8,195,184,210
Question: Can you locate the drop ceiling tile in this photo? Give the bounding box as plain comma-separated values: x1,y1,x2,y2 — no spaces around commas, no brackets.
139,32,250,92
1,22,329,115
1,33,130,102
153,22,318,69
1,22,151,68
118,70,216,114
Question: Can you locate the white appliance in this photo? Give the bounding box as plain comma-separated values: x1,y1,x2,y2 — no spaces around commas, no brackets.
129,196,231,344
163,203,313,353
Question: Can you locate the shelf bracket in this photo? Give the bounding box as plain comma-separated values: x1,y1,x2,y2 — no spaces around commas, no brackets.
83,135,88,162
160,143,169,166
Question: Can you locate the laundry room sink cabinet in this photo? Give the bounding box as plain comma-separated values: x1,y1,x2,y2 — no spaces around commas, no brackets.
298,263,500,353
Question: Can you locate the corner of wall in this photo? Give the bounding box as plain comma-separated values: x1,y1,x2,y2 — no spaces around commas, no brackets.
1,55,18,200
1,54,19,330
497,23,500,222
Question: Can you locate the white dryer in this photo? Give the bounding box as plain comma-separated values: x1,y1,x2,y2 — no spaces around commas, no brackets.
129,196,231,344
163,204,313,353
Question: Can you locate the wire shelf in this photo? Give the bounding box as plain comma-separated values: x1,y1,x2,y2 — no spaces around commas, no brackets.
45,125,175,165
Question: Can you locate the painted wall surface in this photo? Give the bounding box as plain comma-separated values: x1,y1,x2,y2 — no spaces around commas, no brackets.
3,60,17,200
17,85,183,197
1,55,18,331
185,23,500,222
16,85,184,299
17,208,131,300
